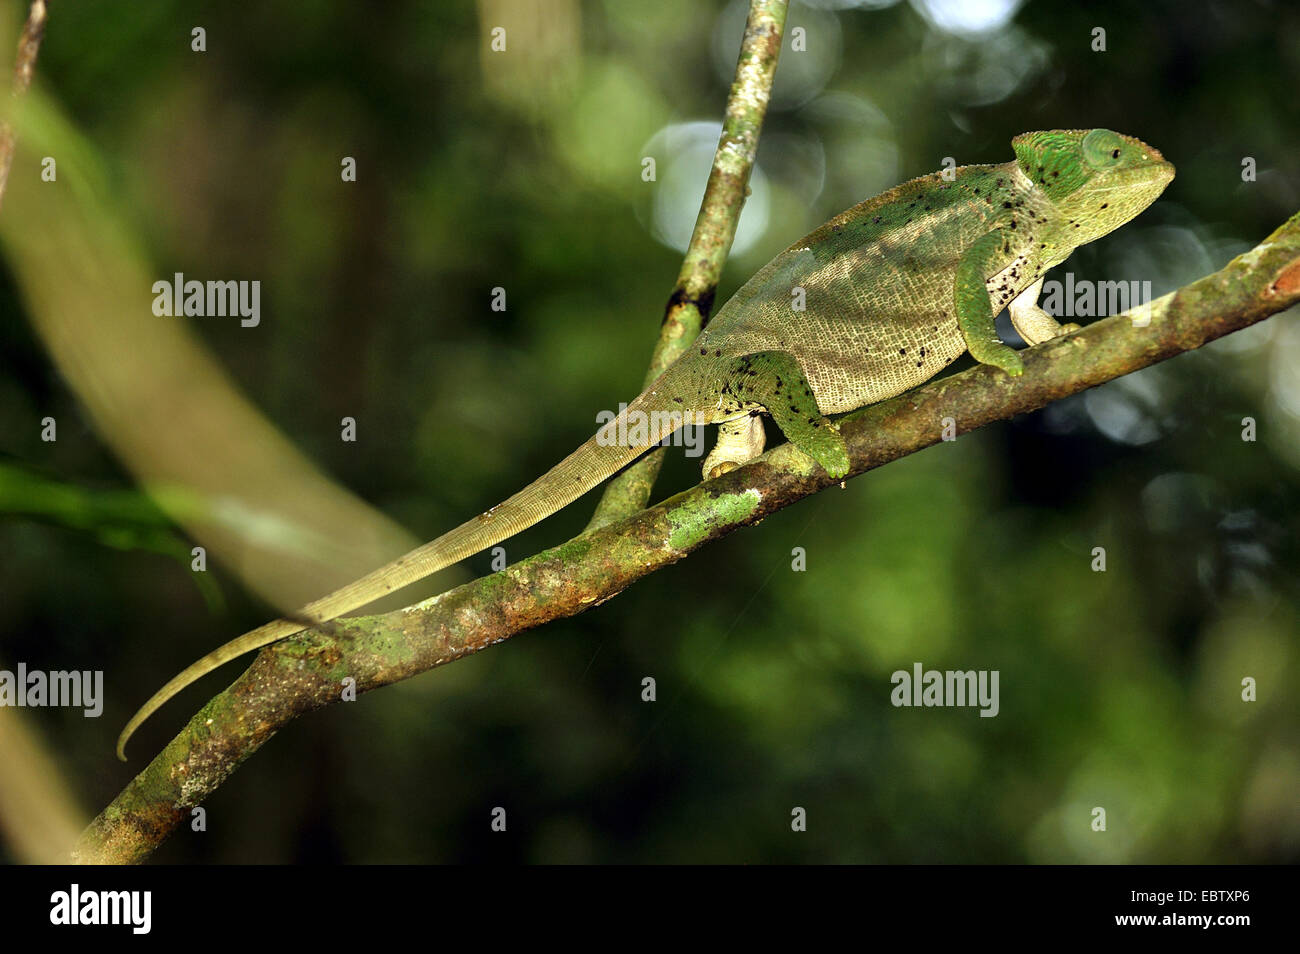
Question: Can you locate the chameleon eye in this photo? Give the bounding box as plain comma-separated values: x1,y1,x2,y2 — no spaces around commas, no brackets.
1082,129,1125,167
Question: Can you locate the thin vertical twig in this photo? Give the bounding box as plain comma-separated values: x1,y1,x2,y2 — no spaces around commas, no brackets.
0,0,50,211
586,0,789,529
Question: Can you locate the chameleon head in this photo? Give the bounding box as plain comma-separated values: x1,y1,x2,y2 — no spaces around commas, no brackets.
1011,129,1175,246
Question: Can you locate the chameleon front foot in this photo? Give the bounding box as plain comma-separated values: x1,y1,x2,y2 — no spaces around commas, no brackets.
967,338,1024,376
1008,278,1080,346
957,230,1025,377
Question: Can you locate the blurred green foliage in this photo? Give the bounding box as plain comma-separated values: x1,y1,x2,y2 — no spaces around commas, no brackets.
0,0,1297,862
0,461,219,607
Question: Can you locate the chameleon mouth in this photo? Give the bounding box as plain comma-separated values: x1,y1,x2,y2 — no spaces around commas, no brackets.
1145,159,1176,182
1126,152,1176,186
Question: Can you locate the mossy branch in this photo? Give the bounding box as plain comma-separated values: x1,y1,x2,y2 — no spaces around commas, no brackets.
75,211,1300,864
587,0,788,529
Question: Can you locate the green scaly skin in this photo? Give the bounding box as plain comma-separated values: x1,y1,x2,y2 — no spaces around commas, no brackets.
117,129,1173,759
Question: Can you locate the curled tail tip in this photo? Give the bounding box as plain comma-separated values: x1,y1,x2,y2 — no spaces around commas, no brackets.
116,710,148,761
109,620,304,761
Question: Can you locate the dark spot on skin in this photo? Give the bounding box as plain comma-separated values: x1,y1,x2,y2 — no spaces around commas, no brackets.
1051,171,1059,177
832,224,843,233
1002,201,1013,209
715,349,722,356
872,216,881,224
916,361,923,367
700,348,707,355
673,397,682,403
996,178,1003,187
899,348,907,355
1010,221,1017,229
1100,202,1108,209
807,417,817,424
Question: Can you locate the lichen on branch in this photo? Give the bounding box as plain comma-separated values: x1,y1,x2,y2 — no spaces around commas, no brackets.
75,211,1300,864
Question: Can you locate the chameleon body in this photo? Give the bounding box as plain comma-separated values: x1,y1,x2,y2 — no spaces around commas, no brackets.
117,129,1173,758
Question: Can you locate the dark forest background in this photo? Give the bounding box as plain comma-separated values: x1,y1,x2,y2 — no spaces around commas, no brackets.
1,0,1297,862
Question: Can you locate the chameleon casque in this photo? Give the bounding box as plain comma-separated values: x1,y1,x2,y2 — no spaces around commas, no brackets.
117,128,1174,758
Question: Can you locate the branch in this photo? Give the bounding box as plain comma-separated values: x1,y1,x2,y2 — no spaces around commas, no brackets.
587,0,788,529
0,0,47,212
75,211,1300,863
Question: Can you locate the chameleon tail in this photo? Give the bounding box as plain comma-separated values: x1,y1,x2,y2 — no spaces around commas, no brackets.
116,369,699,759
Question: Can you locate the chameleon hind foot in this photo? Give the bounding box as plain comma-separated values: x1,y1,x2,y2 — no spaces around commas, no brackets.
722,350,851,479
783,415,850,479
703,414,767,479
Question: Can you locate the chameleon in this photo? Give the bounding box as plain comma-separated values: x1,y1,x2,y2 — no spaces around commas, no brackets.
116,128,1174,759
